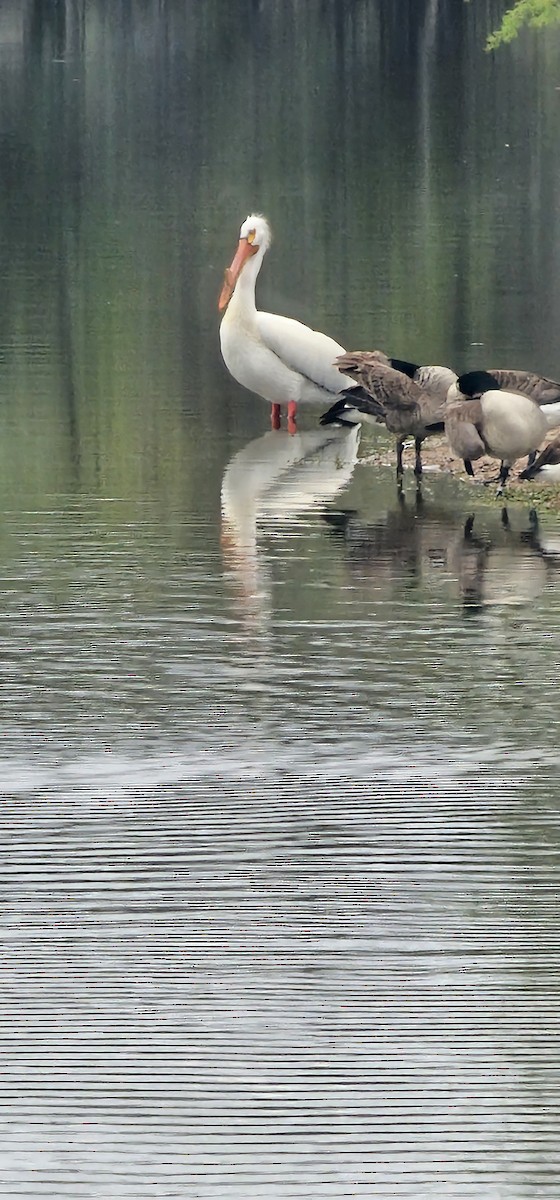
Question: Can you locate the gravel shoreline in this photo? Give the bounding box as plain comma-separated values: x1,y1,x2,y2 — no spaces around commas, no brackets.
362,434,560,508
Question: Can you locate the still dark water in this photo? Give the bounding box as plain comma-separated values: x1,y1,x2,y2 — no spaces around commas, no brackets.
1,2,560,1196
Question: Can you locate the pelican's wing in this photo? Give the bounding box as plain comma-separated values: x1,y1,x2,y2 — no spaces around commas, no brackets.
256,311,351,393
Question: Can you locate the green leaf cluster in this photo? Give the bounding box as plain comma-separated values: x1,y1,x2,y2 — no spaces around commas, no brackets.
487,0,560,49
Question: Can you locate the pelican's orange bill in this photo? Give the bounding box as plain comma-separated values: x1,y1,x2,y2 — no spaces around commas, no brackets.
218,237,258,311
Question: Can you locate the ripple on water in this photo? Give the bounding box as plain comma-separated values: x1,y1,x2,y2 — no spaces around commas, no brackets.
0,772,560,1197
1,490,560,1195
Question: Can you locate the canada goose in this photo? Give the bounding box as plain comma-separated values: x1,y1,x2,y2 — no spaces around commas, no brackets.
218,214,356,431
453,368,560,473
320,353,456,478
445,371,550,494
480,369,560,425
519,433,560,482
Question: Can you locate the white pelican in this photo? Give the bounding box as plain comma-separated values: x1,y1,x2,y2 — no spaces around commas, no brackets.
218,214,355,431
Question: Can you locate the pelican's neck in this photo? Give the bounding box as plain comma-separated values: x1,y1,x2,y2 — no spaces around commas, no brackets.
228,246,266,321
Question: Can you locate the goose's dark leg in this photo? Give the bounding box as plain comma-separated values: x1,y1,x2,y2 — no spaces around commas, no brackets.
464,514,475,538
526,450,537,469
464,459,474,477
414,437,423,477
396,439,404,480
496,463,510,496
485,459,516,486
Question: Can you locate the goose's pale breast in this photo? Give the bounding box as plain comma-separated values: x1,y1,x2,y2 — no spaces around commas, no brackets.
481,391,547,461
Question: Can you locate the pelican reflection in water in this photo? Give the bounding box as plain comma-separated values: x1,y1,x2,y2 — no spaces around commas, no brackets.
221,424,361,624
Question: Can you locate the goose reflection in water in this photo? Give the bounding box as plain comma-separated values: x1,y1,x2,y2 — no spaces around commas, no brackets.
457,509,560,609
221,424,361,623
324,494,560,610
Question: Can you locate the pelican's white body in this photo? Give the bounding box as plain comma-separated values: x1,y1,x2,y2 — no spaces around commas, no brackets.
219,215,355,406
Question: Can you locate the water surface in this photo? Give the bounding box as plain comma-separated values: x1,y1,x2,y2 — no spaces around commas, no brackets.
1,3,560,1197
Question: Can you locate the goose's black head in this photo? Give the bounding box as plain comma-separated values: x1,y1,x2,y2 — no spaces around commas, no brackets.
457,370,499,398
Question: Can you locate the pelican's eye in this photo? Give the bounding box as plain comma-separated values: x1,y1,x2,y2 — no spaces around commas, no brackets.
247,229,257,244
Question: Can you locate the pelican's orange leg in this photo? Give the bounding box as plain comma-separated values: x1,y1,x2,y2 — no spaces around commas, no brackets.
271,403,281,430
287,400,297,435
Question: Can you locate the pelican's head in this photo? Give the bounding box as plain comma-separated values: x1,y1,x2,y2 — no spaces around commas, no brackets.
218,214,272,311
239,213,272,252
